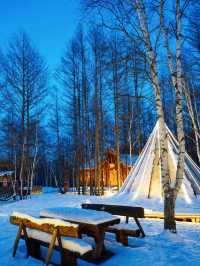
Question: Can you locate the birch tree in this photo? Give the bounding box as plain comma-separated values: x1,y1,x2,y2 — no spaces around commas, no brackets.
84,0,188,231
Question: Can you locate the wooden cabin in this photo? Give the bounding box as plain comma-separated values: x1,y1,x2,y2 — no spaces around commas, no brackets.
81,149,133,188
0,171,13,183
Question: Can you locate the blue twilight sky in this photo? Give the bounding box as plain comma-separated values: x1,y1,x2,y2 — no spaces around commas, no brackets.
0,0,81,69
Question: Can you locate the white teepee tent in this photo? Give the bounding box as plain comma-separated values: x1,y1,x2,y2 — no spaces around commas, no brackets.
118,121,200,203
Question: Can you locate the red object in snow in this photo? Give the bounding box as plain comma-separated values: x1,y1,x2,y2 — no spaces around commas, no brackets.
2,177,8,187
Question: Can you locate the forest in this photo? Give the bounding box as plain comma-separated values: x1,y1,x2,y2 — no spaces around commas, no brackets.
0,0,199,198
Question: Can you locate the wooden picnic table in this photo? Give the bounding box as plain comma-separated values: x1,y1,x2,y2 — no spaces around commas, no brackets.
40,207,120,261
82,203,145,245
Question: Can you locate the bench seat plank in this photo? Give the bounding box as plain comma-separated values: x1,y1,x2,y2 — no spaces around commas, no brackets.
26,229,93,255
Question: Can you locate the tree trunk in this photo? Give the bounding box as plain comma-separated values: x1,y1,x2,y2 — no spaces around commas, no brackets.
173,0,185,198
164,188,176,232
160,0,185,230
112,42,121,190
135,0,173,229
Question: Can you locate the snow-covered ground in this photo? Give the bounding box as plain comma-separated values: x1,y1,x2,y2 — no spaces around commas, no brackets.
1,191,200,266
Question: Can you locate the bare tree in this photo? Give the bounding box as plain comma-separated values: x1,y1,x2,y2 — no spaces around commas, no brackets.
0,31,47,197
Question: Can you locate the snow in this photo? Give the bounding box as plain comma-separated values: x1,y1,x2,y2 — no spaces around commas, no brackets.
109,222,138,231
0,170,13,177
40,207,118,225
11,211,78,228
26,229,92,255
0,192,200,266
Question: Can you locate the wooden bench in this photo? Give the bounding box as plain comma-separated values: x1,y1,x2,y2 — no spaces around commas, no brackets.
10,212,93,266
82,203,145,246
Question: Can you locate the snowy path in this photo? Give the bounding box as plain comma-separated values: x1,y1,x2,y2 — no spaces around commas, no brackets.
0,192,200,266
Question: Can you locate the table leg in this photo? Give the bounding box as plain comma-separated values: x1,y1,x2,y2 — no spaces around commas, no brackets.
92,227,106,259
81,225,106,260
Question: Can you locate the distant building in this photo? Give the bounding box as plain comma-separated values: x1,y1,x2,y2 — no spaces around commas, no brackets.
0,161,14,188
81,149,137,188
0,171,13,183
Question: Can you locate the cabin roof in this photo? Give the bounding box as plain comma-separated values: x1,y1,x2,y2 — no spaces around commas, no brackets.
0,170,13,177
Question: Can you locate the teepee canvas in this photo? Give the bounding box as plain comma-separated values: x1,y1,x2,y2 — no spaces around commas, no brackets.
118,121,200,203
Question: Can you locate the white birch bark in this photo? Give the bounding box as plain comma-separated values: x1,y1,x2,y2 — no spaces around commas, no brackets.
160,0,186,199
173,0,185,198
135,0,170,194
135,0,183,231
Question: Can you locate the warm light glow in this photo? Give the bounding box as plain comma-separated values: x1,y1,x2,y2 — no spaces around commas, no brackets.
104,188,115,197
181,183,192,204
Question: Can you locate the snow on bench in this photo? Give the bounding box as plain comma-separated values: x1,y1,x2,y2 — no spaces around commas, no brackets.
26,228,92,255
107,222,141,241
108,222,138,231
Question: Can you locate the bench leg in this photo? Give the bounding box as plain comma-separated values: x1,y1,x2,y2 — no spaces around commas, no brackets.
116,231,128,246
57,232,77,266
45,229,58,266
22,225,30,257
61,250,77,266
134,218,145,237
13,223,23,257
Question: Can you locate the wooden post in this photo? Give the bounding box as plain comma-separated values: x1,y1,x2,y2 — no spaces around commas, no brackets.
22,225,30,257
12,223,23,257
45,228,58,266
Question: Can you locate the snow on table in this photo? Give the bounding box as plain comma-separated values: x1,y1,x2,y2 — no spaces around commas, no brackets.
40,207,118,225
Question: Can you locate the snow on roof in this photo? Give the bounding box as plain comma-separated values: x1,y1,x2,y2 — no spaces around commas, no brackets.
11,211,78,228
40,207,118,225
0,171,13,177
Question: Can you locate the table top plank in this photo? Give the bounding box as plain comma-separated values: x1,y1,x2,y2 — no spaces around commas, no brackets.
40,207,120,227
